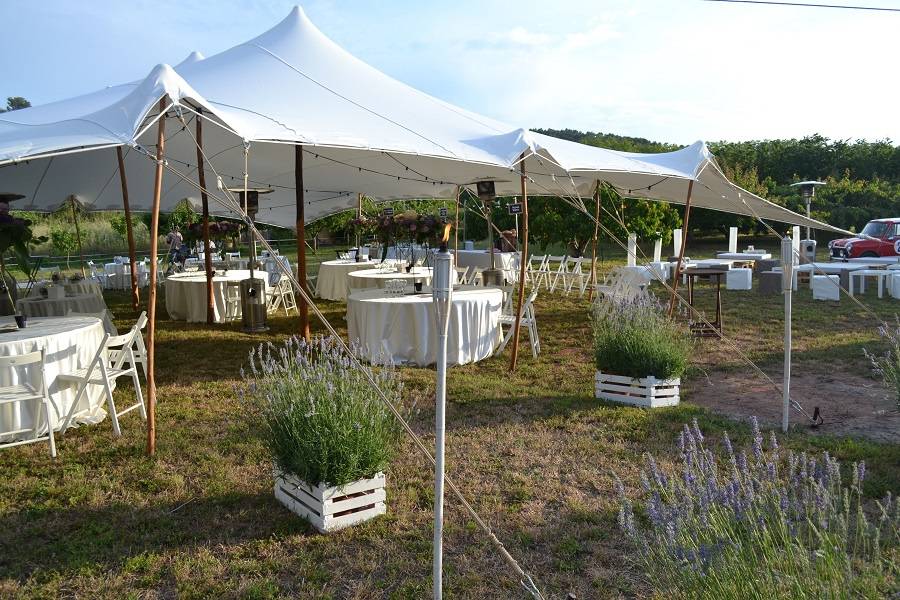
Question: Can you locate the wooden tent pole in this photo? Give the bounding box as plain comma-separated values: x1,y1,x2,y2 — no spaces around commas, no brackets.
509,154,529,371
116,147,140,310
453,185,461,255
69,197,86,278
667,180,694,317
295,145,310,341
146,98,167,456
195,110,215,324
589,182,601,301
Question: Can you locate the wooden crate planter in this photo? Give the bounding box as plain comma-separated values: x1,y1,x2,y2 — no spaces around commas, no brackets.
595,371,680,408
274,470,386,533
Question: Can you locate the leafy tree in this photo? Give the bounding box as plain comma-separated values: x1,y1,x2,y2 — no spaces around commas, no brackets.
50,227,78,269
0,96,30,113
109,212,140,242
168,198,197,233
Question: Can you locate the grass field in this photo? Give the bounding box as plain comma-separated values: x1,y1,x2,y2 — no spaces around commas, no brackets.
0,237,897,598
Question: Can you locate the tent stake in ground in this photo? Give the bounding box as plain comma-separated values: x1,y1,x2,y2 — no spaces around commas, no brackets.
146,98,167,457
295,145,310,341
668,180,694,317
509,154,529,371
115,146,140,310
589,182,601,301
195,109,215,325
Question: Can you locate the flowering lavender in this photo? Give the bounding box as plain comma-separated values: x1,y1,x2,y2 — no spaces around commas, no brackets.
240,335,404,487
863,317,900,409
614,418,899,599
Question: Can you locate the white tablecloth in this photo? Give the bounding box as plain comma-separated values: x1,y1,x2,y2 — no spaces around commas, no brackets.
17,294,116,334
0,316,109,442
347,286,502,366
164,269,271,323
348,267,434,292
316,260,379,301
453,250,520,280
31,280,103,297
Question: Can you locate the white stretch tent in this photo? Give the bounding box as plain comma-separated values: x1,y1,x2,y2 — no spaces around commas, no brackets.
0,6,845,235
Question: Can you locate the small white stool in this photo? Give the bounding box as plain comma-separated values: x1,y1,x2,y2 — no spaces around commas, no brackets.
889,273,900,298
726,267,752,290
812,274,840,301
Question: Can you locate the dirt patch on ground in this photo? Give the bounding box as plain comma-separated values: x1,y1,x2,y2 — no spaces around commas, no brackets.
684,368,900,444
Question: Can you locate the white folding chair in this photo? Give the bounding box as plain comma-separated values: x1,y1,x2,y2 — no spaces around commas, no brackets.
0,350,56,457
224,281,242,321
527,254,546,288
546,255,569,293
454,266,470,285
497,288,540,358
58,325,147,437
563,257,586,296
466,266,485,286
267,273,298,316
87,261,108,289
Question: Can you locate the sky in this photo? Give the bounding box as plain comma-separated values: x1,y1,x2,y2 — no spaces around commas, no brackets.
1,0,898,145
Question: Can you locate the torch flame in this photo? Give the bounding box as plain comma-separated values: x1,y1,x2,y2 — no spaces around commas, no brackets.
441,223,452,244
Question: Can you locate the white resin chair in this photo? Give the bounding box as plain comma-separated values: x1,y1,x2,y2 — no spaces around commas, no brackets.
0,350,56,457
562,257,587,296
58,324,147,437
526,255,547,289
87,261,108,288
454,266,470,285
268,273,298,315
466,266,485,286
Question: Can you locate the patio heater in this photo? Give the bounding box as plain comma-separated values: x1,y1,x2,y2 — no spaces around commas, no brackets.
476,181,504,287
226,186,273,332
790,180,825,243
431,224,453,600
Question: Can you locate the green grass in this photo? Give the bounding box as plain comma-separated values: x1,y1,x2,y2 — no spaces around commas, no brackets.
0,238,897,598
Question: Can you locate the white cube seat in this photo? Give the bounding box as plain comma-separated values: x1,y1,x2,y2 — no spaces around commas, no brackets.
890,273,900,298
725,267,752,290
812,274,840,301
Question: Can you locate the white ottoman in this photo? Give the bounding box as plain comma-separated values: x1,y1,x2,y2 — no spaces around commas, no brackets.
812,274,840,301
726,267,752,290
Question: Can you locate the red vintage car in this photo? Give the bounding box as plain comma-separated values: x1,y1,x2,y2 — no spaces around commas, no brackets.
828,218,900,259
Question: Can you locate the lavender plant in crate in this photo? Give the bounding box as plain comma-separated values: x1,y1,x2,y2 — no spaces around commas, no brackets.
239,336,403,532
615,417,899,598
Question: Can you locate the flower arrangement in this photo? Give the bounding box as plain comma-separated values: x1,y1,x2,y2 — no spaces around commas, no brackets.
0,201,45,311
593,295,692,380
240,336,403,488
615,417,899,598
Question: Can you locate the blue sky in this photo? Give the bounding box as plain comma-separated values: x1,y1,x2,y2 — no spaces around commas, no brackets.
1,0,897,144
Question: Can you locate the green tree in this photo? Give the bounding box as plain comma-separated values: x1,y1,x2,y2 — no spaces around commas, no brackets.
109,212,140,243
50,227,78,269
0,96,30,113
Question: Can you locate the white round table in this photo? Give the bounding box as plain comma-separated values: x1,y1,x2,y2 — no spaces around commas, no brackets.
16,293,116,334
164,269,272,323
316,260,379,301
347,267,434,292
346,286,502,366
31,280,103,297
0,316,109,442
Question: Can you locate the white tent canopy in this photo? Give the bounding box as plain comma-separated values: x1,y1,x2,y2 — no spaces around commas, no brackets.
0,6,844,234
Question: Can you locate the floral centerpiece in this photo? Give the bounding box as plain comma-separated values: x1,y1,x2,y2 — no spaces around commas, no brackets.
367,210,451,266
185,220,243,260
240,336,403,533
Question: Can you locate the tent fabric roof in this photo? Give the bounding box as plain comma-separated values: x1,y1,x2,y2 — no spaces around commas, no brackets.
0,6,844,234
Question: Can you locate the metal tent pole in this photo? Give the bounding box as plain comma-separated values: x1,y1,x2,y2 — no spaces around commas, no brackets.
781,236,793,433
589,182,601,301
668,180,694,317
